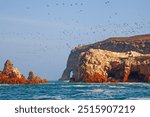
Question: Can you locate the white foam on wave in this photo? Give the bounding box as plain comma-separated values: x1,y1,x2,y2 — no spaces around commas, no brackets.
33,95,62,100
33,95,51,99
109,85,125,88
61,85,71,88
103,90,121,96
72,85,87,87
118,82,150,85
0,84,13,86
90,89,104,93
128,97,150,100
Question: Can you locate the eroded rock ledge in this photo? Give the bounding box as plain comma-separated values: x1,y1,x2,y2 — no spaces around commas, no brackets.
71,49,150,83
0,60,48,84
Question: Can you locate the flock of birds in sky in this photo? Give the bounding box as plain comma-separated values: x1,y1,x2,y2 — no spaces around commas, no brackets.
1,0,150,51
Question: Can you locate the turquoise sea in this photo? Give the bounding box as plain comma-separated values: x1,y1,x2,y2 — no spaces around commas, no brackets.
0,81,150,100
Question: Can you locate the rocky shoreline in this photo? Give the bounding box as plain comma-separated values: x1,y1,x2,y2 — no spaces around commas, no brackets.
0,60,48,84
60,34,150,83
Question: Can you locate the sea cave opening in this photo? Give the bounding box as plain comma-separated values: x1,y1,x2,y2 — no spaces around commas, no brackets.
107,69,123,81
70,71,73,78
128,71,146,82
69,70,76,82
108,70,115,78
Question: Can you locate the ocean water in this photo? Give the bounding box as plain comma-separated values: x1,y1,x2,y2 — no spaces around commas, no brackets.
0,81,150,100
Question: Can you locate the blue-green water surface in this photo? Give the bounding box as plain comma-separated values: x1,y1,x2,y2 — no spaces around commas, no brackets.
0,81,150,100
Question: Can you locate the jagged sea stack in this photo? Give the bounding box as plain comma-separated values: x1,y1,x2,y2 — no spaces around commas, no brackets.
28,71,35,80
0,59,48,84
3,59,13,75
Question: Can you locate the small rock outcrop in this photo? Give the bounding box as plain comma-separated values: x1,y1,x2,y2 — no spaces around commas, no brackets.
59,34,150,81
3,59,13,76
0,60,48,84
28,71,35,80
72,49,150,83
27,71,47,84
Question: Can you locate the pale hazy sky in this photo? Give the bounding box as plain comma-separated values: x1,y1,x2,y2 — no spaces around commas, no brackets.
0,0,150,80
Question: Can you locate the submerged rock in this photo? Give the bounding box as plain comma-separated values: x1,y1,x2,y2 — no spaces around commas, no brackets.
0,59,48,84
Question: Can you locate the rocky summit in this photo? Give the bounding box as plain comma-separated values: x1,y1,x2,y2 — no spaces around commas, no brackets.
0,59,48,84
60,34,150,83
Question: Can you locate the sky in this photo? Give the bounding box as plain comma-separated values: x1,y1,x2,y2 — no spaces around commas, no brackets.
0,0,150,80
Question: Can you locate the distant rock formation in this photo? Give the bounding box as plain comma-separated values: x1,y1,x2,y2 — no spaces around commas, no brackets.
0,60,48,84
72,49,150,83
28,71,35,80
3,59,13,77
59,34,150,82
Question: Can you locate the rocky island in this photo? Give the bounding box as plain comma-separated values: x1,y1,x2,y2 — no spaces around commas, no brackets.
0,60,48,84
59,34,150,83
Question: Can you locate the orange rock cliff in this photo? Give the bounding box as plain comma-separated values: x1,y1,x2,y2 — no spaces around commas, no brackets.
74,49,150,83
0,60,48,84
59,34,150,83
